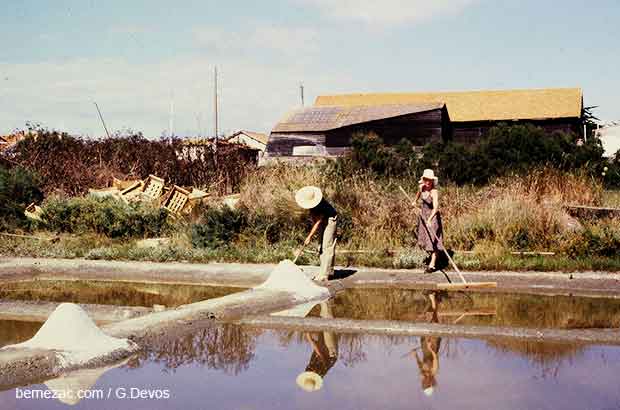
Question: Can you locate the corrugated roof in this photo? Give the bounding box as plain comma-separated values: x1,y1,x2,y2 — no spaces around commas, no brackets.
272,103,444,133
315,88,582,122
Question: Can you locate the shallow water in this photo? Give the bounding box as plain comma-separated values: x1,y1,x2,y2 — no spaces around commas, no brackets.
0,320,42,348
0,280,244,308
1,325,619,410
292,288,620,329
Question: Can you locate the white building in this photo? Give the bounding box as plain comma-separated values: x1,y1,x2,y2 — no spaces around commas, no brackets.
224,130,268,152
596,123,620,158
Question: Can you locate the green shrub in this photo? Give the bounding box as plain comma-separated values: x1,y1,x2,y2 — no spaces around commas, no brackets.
0,166,43,230
191,206,248,249
41,196,170,238
343,124,608,186
562,222,620,258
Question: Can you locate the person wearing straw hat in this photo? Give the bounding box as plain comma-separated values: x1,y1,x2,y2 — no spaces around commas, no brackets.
295,186,338,281
296,301,339,392
415,169,445,273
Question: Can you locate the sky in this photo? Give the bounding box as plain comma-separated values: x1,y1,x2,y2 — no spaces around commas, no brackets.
1,0,619,138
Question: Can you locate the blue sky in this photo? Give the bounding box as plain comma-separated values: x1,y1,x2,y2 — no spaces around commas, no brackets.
1,0,618,137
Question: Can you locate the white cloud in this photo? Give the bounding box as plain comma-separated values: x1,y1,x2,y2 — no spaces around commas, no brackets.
300,0,480,25
193,24,319,55
0,49,352,138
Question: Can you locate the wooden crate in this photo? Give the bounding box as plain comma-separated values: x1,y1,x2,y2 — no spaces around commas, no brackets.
162,185,191,215
142,174,165,200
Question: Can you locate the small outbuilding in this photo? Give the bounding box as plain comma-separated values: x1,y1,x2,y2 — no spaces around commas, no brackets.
225,130,269,152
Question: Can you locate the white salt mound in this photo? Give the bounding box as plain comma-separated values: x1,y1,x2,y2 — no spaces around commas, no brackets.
257,260,329,300
6,303,135,366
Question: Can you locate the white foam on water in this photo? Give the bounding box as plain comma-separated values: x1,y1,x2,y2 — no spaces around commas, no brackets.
3,303,136,367
257,260,329,300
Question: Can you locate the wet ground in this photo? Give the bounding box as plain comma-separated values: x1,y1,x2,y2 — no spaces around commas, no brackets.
297,288,620,330
1,325,619,410
0,280,244,308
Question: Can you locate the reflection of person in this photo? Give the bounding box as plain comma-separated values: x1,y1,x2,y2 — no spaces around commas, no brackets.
415,169,445,273
413,291,442,397
296,302,339,392
295,186,338,281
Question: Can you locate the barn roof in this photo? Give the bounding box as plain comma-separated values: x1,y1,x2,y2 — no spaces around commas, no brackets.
315,88,582,122
272,103,445,133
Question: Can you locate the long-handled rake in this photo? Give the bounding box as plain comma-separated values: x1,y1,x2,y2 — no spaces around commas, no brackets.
399,186,497,291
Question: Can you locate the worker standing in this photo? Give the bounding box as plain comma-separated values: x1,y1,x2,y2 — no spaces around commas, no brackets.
295,186,338,281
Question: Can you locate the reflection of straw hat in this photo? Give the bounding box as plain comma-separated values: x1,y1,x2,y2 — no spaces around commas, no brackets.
296,371,323,392
418,169,438,184
423,386,434,397
295,186,322,209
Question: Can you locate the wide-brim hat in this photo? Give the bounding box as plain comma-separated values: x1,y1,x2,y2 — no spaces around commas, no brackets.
418,169,438,185
295,186,322,209
296,371,323,392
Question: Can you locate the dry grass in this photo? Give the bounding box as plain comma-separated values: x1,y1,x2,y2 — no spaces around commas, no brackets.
237,165,603,254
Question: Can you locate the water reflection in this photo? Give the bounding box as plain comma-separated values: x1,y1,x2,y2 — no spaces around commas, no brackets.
43,358,130,405
0,280,243,307
297,302,339,392
325,288,620,330
129,324,262,375
3,323,618,410
413,291,442,396
0,320,42,348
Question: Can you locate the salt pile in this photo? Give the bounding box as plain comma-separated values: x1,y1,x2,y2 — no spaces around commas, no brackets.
4,303,136,367
257,260,329,300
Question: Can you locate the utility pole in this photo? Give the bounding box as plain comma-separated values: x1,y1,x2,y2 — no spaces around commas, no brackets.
169,93,175,137
214,67,219,139
94,102,111,138
214,66,219,165
300,82,304,106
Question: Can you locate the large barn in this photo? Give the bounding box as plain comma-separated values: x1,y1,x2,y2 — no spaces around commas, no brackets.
264,87,583,161
264,103,449,159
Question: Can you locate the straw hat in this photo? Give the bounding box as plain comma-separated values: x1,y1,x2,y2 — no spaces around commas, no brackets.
295,186,323,209
296,371,323,392
418,169,438,185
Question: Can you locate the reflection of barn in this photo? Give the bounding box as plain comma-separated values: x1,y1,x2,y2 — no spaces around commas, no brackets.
264,87,584,162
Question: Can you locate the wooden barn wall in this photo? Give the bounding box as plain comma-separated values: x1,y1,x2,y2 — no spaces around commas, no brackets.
452,118,582,145
326,108,445,147
266,108,447,157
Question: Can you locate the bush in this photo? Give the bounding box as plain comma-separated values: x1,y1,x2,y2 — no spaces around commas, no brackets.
40,196,170,238
343,124,609,186
1,127,257,196
0,166,43,230
191,206,248,249
561,221,620,258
